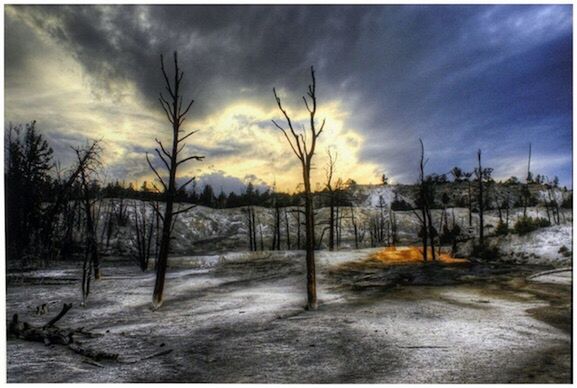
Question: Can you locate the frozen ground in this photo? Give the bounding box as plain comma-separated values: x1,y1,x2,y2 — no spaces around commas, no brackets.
456,224,573,266
6,249,571,383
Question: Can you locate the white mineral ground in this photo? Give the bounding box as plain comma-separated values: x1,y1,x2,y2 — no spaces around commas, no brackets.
6,244,571,383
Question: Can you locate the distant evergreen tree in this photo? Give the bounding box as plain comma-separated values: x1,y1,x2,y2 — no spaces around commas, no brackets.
199,184,215,207
216,190,227,208
5,122,54,262
227,191,240,208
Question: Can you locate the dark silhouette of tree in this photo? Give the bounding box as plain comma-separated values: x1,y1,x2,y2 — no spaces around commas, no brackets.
216,190,227,209
272,66,325,310
474,149,493,247
131,199,156,271
147,52,204,309
199,184,215,207
464,171,473,227
324,149,338,251
413,139,436,261
526,142,533,183
72,140,103,305
381,173,389,185
5,121,54,264
450,167,463,183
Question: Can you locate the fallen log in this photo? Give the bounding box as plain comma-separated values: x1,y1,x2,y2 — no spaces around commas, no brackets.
9,303,76,345
8,303,173,365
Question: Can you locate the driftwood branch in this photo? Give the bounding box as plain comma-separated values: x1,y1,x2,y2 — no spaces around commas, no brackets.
44,303,72,328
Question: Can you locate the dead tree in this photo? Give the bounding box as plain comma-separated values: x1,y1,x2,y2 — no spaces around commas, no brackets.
132,200,156,271
463,172,473,227
350,205,360,249
284,209,291,250
148,52,204,309
545,178,560,225
413,139,436,261
99,200,114,252
376,195,387,244
389,206,398,245
523,143,532,218
271,196,282,250
258,213,265,251
272,66,325,310
289,207,303,249
475,149,485,247
72,141,102,306
324,149,338,251
245,206,258,251
38,143,102,263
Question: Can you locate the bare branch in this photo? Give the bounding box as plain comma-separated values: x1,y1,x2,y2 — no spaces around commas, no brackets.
179,129,199,143
158,96,174,125
154,148,170,171
176,143,186,156
146,153,167,192
176,155,205,166
303,96,312,113
317,118,326,136
160,54,174,99
172,204,196,216
411,208,424,224
154,138,171,159
273,88,304,157
150,201,165,223
300,133,308,156
272,120,301,159
177,176,195,191
178,99,194,120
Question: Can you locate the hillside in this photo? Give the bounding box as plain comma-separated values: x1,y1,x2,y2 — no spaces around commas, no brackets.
74,182,572,265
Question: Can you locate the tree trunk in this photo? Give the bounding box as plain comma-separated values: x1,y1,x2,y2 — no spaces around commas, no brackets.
303,171,317,310
328,195,335,251
477,150,484,247
285,209,291,250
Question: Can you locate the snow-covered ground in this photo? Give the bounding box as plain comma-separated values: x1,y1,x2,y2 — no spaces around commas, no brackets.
495,224,572,266
456,224,573,266
7,249,571,383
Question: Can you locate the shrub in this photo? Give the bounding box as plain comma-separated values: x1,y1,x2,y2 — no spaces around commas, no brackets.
471,244,500,261
558,245,572,258
391,198,413,211
494,220,509,236
440,223,461,245
514,216,551,235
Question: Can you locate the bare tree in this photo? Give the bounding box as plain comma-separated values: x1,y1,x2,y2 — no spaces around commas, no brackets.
376,195,387,244
413,139,436,261
523,143,532,218
350,205,360,249
389,205,398,245
272,66,325,310
72,140,102,306
132,200,156,271
284,208,291,250
271,190,282,250
474,149,492,247
324,149,337,251
244,206,258,251
148,52,204,309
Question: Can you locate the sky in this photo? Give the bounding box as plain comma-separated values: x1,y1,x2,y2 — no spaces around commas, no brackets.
4,4,573,193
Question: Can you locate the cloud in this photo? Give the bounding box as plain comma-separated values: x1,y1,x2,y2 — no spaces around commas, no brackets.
5,5,573,189
182,170,270,195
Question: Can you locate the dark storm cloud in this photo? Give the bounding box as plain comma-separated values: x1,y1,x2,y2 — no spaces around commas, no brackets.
6,4,572,185
8,5,369,114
